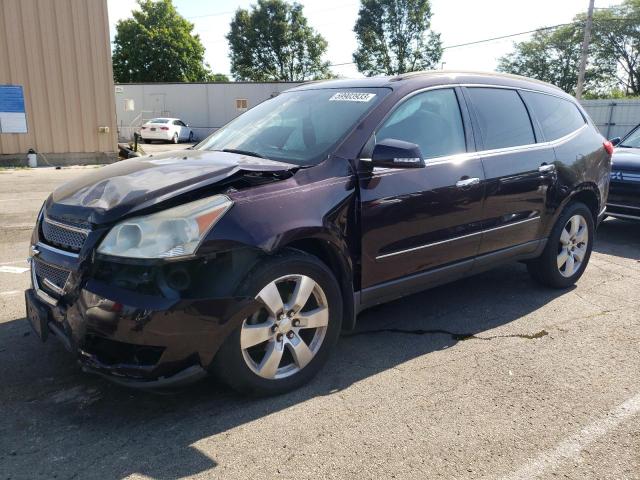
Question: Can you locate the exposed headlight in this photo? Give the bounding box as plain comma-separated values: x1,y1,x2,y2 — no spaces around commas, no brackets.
97,195,232,259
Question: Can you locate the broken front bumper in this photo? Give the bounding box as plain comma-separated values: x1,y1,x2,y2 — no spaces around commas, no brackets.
26,278,261,389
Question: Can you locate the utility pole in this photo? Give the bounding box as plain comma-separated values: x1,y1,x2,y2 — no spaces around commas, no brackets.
576,0,596,100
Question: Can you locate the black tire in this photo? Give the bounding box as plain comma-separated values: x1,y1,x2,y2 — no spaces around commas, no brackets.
188,131,194,143
172,133,179,144
527,202,594,288
211,250,343,396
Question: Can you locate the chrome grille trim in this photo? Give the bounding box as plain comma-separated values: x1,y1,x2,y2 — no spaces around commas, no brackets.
36,242,80,258
44,216,91,234
31,265,58,306
41,216,89,252
32,258,71,299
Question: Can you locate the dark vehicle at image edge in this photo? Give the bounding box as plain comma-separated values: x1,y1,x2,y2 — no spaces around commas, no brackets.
25,71,612,395
607,124,640,220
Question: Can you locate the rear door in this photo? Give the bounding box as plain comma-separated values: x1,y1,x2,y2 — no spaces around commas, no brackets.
463,87,557,256
359,87,485,291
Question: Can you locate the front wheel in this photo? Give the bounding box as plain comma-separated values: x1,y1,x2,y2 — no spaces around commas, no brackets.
211,250,343,395
527,202,594,288
188,131,194,143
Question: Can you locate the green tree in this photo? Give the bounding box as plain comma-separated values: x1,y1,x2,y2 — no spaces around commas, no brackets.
591,1,640,95
227,0,331,81
112,0,223,83
353,0,442,76
498,22,614,95
210,73,230,82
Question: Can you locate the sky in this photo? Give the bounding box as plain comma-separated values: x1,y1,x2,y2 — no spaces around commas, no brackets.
107,0,624,79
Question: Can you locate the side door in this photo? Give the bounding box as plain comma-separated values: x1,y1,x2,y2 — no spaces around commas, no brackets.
359,87,486,299
173,120,184,140
463,87,557,257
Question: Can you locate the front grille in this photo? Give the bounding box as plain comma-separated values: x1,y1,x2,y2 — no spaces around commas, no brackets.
41,216,89,252
33,258,71,296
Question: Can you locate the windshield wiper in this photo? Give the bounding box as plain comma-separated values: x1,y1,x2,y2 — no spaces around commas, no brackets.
219,148,265,158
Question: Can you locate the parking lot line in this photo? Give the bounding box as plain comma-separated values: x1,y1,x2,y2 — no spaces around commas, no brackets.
0,196,46,203
500,392,640,480
0,266,29,274
0,290,21,296
0,260,27,266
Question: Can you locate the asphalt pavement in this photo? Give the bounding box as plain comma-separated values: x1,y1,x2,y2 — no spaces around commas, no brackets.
0,166,638,480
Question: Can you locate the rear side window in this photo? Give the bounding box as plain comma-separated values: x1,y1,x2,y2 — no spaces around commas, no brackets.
521,91,585,141
466,88,535,150
376,88,466,160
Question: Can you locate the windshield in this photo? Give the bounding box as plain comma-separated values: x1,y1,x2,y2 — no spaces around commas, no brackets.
197,88,389,165
620,126,640,148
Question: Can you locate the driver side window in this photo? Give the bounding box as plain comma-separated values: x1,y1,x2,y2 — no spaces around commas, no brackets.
377,88,466,160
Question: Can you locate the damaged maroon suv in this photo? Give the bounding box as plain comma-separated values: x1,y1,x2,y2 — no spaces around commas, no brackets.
25,72,611,395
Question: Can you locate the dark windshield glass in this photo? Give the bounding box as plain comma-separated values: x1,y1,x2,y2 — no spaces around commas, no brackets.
197,88,389,165
620,127,640,148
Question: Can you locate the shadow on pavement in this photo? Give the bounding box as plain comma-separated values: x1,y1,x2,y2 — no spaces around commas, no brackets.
1,262,573,479
595,218,640,261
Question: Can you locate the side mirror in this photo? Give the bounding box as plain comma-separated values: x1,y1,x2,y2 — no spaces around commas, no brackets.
370,139,425,169
610,137,621,146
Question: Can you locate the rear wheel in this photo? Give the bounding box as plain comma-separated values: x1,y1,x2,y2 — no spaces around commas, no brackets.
171,133,179,144
211,251,342,395
527,202,594,288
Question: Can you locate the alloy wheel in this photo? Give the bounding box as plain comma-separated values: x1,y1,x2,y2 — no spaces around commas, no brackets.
240,274,329,380
557,214,589,278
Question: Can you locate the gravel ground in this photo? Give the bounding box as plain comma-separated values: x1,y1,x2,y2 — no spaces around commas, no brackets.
0,166,638,480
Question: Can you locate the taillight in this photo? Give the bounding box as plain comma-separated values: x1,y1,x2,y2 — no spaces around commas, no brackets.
160,126,169,131
603,140,614,155
141,126,147,130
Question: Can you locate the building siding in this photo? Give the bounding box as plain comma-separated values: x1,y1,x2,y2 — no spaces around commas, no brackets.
115,82,301,141
0,0,116,159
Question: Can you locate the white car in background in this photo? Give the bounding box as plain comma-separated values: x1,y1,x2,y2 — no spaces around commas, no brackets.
139,118,194,144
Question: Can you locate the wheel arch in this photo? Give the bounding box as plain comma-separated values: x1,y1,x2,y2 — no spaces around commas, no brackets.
283,237,357,331
563,183,601,221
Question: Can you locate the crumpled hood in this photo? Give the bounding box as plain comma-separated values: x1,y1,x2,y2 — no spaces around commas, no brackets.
48,150,297,224
612,148,640,172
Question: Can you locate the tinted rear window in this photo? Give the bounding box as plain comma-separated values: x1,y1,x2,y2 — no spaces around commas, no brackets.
149,119,169,124
521,91,585,141
467,88,535,150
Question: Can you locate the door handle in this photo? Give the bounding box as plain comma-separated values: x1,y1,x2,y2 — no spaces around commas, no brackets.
538,164,556,173
456,177,480,188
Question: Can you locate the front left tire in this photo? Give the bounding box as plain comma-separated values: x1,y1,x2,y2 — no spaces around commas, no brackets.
211,250,343,396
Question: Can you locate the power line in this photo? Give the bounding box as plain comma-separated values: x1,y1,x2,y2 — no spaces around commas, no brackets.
326,16,640,68
440,23,573,50
326,22,574,68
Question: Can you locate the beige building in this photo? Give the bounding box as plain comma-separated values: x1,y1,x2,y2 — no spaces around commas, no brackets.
0,0,117,165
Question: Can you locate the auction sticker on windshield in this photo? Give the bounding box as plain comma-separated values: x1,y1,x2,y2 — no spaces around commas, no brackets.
329,92,376,102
